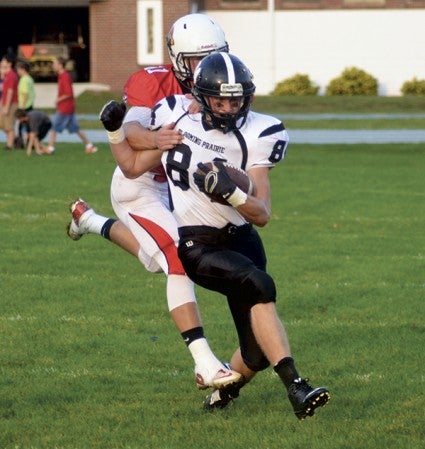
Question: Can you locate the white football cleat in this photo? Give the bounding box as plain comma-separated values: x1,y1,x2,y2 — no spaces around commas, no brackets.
195,364,242,390
85,143,98,154
66,198,95,241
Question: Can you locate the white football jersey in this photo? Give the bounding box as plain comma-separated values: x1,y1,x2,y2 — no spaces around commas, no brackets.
150,95,289,228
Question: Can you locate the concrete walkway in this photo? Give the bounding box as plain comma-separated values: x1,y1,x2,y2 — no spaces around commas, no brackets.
57,129,425,144
69,113,425,144
26,83,424,143
2,127,424,145
288,129,425,144
2,102,425,144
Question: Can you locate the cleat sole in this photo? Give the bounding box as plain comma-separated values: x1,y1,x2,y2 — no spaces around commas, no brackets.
295,390,331,420
196,370,242,390
66,221,82,241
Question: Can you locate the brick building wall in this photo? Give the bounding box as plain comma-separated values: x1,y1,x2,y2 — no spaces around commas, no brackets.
203,0,425,8
87,0,425,94
90,0,192,92
90,0,137,92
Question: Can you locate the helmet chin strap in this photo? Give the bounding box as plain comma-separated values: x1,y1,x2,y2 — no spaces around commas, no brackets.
202,111,238,134
198,97,240,134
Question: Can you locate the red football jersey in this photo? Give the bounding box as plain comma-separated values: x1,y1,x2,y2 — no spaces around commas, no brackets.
123,64,187,181
124,64,184,107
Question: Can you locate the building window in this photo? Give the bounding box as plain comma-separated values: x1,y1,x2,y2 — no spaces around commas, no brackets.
279,0,322,9
343,0,385,5
203,0,266,9
137,0,163,65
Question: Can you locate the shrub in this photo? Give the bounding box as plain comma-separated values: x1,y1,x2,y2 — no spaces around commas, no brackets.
325,67,378,96
401,77,425,95
272,73,319,96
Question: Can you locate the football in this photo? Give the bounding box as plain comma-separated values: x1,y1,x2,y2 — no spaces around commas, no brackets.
197,161,255,205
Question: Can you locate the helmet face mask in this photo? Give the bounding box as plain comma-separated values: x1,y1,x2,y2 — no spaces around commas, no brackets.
192,52,256,133
174,53,214,85
203,96,249,133
167,14,229,86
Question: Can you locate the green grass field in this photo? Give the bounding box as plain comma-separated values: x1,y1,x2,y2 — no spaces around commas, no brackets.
42,91,425,131
1,138,423,448
73,91,425,115
54,90,424,126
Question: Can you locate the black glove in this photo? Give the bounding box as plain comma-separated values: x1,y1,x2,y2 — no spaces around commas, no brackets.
193,161,237,200
99,100,127,132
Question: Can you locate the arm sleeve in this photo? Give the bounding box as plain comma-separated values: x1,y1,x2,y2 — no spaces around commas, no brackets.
123,106,152,128
248,120,289,170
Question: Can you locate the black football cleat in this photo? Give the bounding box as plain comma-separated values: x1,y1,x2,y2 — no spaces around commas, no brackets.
203,380,244,411
287,378,330,420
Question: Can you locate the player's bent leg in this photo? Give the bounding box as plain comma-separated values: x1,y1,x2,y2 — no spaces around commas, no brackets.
229,347,257,383
67,199,140,257
204,356,251,411
171,292,243,391
111,177,243,391
167,274,197,312
250,301,291,365
167,274,242,390
107,220,140,258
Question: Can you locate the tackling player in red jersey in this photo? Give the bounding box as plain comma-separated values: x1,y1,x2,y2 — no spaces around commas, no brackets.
67,14,241,393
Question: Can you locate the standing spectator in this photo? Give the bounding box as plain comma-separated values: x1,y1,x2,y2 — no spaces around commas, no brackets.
15,108,52,157
0,68,3,100
0,54,19,150
16,60,35,147
46,57,97,154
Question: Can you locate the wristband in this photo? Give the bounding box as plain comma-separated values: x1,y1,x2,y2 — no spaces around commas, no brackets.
106,127,125,144
227,187,248,208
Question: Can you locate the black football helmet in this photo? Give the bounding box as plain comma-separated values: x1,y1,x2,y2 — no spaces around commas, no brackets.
192,52,256,133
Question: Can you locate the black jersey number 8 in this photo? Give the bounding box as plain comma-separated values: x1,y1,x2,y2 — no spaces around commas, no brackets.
269,140,287,163
165,144,191,190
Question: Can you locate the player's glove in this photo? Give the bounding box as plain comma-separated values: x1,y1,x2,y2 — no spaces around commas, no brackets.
99,100,127,132
194,162,236,198
193,162,247,207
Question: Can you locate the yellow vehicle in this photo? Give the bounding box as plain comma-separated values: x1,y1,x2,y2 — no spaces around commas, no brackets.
17,26,87,81
17,43,76,81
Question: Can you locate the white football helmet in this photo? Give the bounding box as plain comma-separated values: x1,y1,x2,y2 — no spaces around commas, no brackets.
167,13,229,85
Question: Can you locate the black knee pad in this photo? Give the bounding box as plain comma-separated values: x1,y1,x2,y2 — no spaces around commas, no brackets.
240,269,276,306
242,352,270,372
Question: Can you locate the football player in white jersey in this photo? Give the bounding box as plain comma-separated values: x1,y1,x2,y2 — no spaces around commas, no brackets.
67,14,241,393
105,52,330,420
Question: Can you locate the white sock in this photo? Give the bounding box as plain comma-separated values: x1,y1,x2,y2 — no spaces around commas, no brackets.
188,338,224,373
80,212,110,235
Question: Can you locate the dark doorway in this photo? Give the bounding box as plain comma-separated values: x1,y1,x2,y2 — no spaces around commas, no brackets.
0,7,89,81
